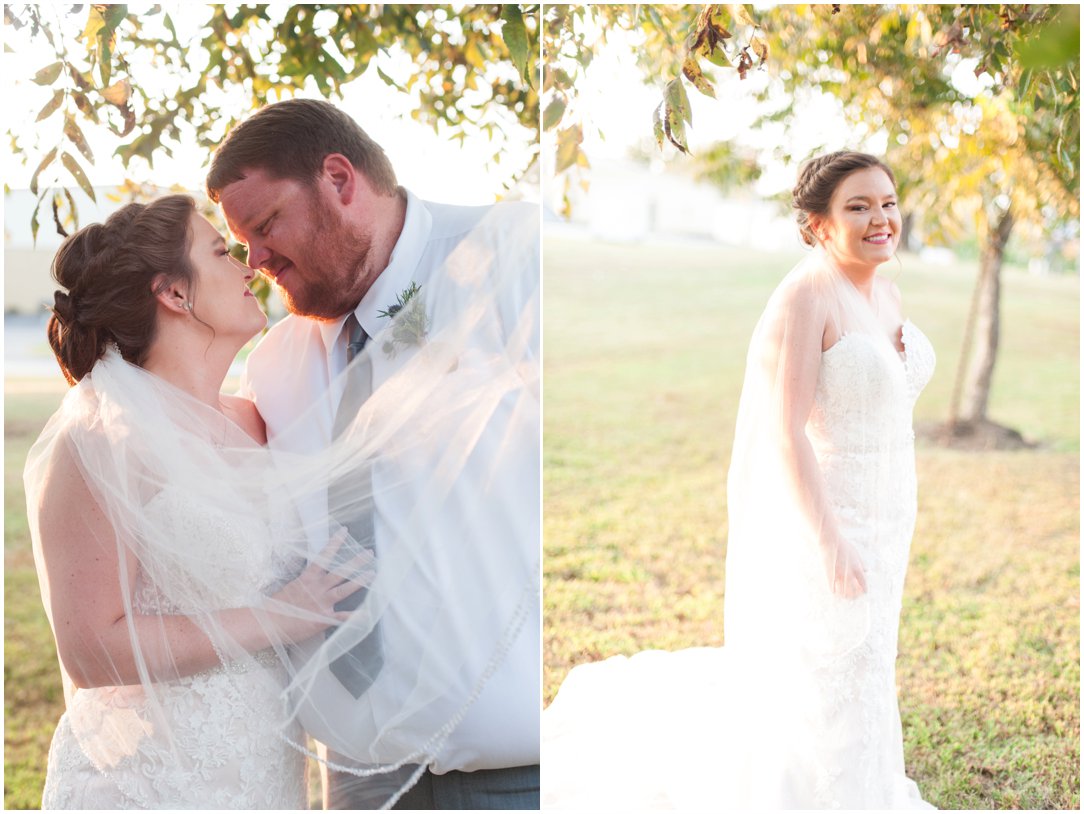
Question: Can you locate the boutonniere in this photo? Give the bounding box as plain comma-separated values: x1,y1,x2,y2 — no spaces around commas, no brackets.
377,282,430,357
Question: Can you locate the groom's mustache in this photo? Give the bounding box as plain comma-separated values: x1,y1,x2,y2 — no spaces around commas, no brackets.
257,255,293,279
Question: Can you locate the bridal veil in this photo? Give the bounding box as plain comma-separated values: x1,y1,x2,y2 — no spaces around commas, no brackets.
25,203,539,808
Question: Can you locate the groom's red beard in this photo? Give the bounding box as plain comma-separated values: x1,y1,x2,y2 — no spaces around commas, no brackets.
267,192,374,321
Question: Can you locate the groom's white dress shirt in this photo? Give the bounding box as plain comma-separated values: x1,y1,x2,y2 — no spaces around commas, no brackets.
240,190,540,773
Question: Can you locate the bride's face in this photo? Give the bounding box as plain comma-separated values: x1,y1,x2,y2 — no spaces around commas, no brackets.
186,213,268,342
813,167,901,271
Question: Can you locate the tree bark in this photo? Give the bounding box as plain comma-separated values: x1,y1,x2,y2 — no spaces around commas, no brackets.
900,211,916,253
951,205,1015,427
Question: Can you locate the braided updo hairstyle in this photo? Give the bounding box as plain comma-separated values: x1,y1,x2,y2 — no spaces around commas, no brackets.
47,194,196,385
792,151,896,247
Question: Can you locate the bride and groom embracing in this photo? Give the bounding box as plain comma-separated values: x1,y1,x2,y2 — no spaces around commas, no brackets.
27,98,540,809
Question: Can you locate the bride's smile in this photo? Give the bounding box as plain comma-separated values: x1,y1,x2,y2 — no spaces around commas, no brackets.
810,166,902,274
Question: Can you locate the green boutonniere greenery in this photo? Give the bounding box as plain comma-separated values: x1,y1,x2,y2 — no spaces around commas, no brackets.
377,282,430,357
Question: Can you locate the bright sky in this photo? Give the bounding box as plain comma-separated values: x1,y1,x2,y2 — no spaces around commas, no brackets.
543,21,991,203
2,4,537,208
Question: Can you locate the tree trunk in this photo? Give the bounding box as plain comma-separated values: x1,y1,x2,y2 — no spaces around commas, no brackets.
900,211,916,253
950,206,1015,428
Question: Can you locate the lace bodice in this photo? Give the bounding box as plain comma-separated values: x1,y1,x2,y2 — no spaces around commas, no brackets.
809,321,936,456
133,488,302,616
42,490,307,809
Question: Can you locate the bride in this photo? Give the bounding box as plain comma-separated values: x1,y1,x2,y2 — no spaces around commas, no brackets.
543,152,937,809
27,194,537,808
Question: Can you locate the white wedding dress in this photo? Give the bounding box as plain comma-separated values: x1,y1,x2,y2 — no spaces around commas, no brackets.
543,314,937,810
40,489,308,809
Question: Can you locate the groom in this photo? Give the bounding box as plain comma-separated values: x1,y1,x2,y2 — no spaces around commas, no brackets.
206,99,540,809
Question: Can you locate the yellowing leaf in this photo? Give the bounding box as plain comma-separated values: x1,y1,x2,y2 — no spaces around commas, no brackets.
36,89,63,122
664,102,689,154
464,39,485,69
101,78,132,106
64,114,94,163
61,152,96,202
30,147,57,196
750,34,768,63
81,6,106,44
682,54,715,98
32,61,64,86
555,124,583,173
728,3,757,27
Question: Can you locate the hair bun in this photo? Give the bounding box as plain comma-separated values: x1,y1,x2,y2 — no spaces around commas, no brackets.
52,290,75,325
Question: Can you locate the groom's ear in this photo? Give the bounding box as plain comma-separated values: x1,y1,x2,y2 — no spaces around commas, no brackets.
322,153,357,206
151,274,190,316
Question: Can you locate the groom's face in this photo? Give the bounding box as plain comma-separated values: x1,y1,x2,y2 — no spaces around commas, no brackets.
218,168,373,320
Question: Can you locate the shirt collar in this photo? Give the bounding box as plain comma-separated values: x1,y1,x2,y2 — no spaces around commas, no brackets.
317,189,433,356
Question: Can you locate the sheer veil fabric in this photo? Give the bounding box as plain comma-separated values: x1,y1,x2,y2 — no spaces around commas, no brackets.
26,205,539,809
543,247,935,810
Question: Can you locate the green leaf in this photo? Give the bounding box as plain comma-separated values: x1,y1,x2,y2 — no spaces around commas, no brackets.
376,65,399,89
32,61,64,86
99,34,112,85
664,99,689,154
30,147,57,196
652,103,665,149
1017,7,1081,70
543,96,566,130
665,77,692,126
103,4,128,30
501,5,531,86
36,89,64,122
163,13,179,44
703,45,733,69
61,152,96,202
64,114,94,163
31,196,42,245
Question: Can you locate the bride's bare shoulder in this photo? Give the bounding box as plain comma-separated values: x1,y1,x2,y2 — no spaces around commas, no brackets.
220,394,268,446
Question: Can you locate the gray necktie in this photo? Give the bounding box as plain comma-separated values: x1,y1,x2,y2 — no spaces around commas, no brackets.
326,313,384,698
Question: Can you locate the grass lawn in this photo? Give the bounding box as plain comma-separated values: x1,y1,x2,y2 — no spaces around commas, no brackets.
543,235,1079,809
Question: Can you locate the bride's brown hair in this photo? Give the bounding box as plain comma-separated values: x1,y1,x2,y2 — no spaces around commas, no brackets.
48,195,197,385
792,151,896,247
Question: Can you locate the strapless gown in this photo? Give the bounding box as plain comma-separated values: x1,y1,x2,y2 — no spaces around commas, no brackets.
41,490,308,809
543,321,937,810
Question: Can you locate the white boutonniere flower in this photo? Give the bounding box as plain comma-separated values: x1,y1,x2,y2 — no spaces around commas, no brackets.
377,282,429,358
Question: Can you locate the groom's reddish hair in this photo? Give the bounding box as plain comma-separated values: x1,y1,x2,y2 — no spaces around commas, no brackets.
206,99,398,202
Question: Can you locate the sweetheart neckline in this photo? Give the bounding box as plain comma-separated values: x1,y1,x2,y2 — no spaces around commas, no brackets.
823,319,916,365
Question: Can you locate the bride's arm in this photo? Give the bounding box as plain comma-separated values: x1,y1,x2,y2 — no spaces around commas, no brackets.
36,443,361,689
768,285,867,598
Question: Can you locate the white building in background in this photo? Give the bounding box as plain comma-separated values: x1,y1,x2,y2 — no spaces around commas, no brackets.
550,156,798,251
5,186,133,314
